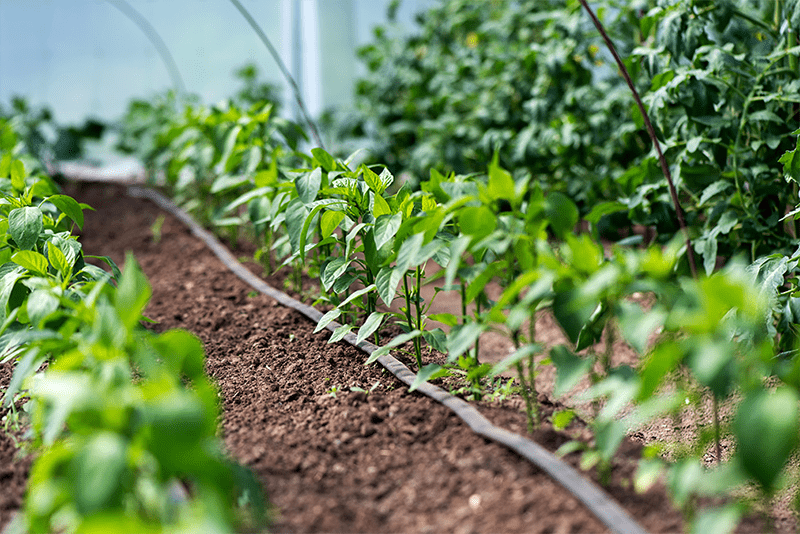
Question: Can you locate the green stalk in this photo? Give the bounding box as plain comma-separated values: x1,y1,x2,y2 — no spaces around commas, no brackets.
713,395,722,466
513,333,539,431
460,281,468,325
473,298,481,365
602,319,614,378
414,265,424,365
403,272,423,368
578,0,697,278
527,316,538,424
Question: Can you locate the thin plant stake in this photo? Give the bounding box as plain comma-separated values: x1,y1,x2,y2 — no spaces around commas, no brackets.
228,0,326,150
578,0,697,278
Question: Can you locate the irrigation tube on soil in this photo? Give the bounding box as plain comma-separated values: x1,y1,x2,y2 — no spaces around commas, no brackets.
124,184,649,534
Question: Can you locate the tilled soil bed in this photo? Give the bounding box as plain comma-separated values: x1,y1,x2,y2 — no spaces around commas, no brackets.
3,182,693,533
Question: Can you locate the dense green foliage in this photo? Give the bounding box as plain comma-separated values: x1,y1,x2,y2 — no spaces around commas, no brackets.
0,98,104,163
0,119,266,533
621,0,800,269
119,81,800,532
6,0,800,531
349,0,645,209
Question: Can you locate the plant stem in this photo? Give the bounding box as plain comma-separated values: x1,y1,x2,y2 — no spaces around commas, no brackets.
602,319,615,377
528,316,537,412
414,265,424,366
513,333,539,431
473,298,481,365
578,0,697,278
403,271,422,368
713,395,722,465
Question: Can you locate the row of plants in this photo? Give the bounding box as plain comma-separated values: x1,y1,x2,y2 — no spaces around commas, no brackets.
115,76,800,534
0,118,267,533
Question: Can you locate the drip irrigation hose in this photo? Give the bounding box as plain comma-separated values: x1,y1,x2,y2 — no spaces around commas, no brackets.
125,185,651,534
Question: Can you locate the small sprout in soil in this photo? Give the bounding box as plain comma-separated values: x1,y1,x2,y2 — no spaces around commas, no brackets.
485,377,518,403
350,381,381,396
327,385,341,398
150,213,165,243
551,409,576,431
247,291,258,298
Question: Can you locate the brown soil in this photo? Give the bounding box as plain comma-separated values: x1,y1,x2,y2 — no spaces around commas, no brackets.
0,181,782,533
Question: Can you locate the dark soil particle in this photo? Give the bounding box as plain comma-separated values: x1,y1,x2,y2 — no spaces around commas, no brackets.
0,182,694,533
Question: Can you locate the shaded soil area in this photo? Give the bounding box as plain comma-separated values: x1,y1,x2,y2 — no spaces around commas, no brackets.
2,181,696,533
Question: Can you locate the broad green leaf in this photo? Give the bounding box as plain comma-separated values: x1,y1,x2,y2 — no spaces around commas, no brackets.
365,329,422,364
551,409,576,430
638,341,683,401
428,313,458,327
409,363,450,391
153,329,206,381
295,167,322,204
413,238,445,266
320,210,345,239
422,328,448,353
780,146,800,183
47,195,85,229
114,252,152,330
284,197,309,253
26,289,59,327
690,505,741,534
734,387,800,491
328,323,353,344
594,419,627,461
378,167,394,190
698,181,731,207
465,261,502,305
8,206,43,250
338,284,376,308
487,153,515,202
356,311,387,344
321,258,350,292
372,192,391,217
0,154,10,179
299,201,344,264
254,160,278,187
220,124,243,172
12,250,48,276
75,432,128,514
30,371,93,444
10,159,25,191
395,233,424,272
210,174,249,194
445,236,470,289
376,266,401,306
312,147,337,172
490,343,540,377
374,213,402,251
458,206,496,239
446,322,485,361
565,234,603,275
363,165,384,194
584,201,626,224
0,266,26,313
47,240,71,279
550,345,593,397
545,192,579,239
618,302,666,355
